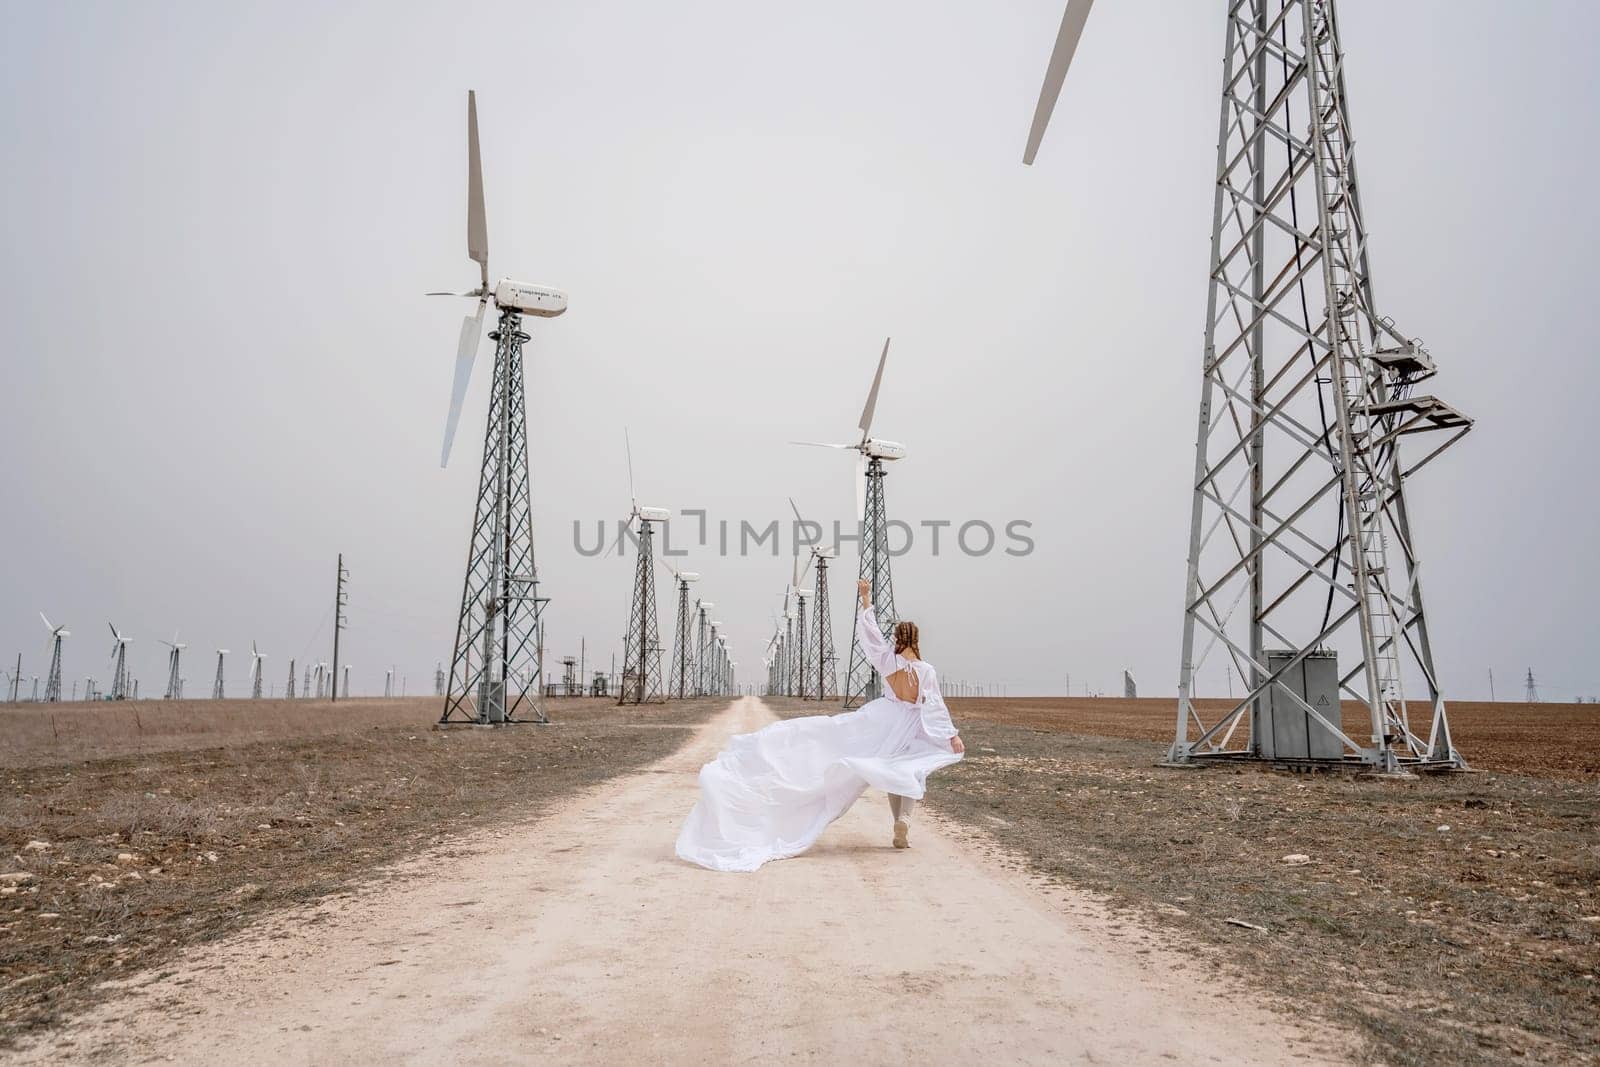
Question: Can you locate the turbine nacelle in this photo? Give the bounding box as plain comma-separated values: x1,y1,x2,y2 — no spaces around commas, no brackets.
863,438,906,461
635,506,671,524
494,279,568,318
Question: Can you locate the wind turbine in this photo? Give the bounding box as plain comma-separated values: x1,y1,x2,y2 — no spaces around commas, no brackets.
665,564,701,700
212,649,228,700
40,615,68,703
693,600,715,696
788,499,837,701
160,632,186,700
1022,2,1472,773
39,617,68,700
432,90,563,727
617,431,669,705
107,623,132,701
781,557,812,700
793,338,903,706
246,642,267,699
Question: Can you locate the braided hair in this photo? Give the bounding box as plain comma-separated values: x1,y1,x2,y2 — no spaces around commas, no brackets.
892,620,920,659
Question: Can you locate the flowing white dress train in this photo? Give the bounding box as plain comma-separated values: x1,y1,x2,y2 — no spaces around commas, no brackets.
675,605,962,872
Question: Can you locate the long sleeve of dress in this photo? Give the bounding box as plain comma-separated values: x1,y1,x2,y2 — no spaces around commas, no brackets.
856,606,900,678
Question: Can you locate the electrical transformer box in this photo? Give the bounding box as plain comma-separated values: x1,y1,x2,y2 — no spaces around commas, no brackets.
1260,649,1344,761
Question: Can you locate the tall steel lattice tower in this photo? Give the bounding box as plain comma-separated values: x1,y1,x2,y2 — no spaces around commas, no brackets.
212,649,227,701
285,658,296,699
843,461,897,707
693,600,713,696
1026,1,1473,772
811,550,838,700
793,592,810,699
439,315,550,725
666,568,700,699
618,517,666,704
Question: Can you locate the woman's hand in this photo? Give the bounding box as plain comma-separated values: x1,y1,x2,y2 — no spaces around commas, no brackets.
950,735,965,755
857,579,870,607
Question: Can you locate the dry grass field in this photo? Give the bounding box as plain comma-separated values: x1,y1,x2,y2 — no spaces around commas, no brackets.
0,695,725,1046
951,697,1600,780
908,697,1599,1066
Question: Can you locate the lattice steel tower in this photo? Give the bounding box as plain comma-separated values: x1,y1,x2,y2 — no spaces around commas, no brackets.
811,549,838,700
433,91,565,726
693,600,713,696
438,309,550,724
666,567,700,699
619,514,667,704
1024,0,1473,771
843,460,898,707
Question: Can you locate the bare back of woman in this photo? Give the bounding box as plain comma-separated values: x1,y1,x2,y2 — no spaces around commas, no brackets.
884,666,920,704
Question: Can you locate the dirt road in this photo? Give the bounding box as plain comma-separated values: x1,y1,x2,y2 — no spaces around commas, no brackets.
10,698,1351,1065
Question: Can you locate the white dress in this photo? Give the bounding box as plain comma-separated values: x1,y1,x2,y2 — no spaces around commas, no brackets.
675,605,963,872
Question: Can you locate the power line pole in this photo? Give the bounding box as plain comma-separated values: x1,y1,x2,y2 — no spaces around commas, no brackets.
332,553,348,703
1488,668,1495,702
1524,668,1538,704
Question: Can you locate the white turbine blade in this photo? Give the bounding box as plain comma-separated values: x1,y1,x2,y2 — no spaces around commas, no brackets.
40,612,51,631
789,440,854,450
858,336,890,440
601,521,627,561
441,299,487,468
624,428,637,510
108,621,118,641
1024,0,1095,165
466,90,488,290
855,451,868,524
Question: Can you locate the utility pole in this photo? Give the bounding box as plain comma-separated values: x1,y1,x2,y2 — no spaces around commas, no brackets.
1488,668,1495,702
332,553,348,703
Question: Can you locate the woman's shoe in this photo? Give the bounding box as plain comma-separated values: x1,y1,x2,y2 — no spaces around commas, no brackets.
892,819,910,849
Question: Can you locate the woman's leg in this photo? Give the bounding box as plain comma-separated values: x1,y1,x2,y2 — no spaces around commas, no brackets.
889,794,913,848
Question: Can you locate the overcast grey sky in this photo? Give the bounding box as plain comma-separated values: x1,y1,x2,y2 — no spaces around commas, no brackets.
2,1,1596,701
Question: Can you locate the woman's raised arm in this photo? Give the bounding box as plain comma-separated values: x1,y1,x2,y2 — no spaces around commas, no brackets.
854,579,900,677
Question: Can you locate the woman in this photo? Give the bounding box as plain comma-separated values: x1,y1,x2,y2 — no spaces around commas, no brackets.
676,579,965,872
